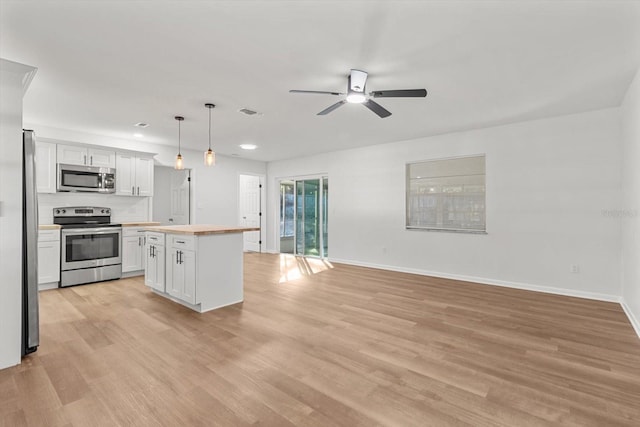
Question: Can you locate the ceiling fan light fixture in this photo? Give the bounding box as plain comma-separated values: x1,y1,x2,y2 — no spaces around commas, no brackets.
346,92,366,104
204,103,216,167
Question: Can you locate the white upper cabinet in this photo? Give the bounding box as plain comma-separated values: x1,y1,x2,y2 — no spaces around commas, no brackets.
35,141,56,193
56,144,85,166
88,148,116,168
135,156,154,197
116,152,135,195
57,144,115,168
116,153,154,196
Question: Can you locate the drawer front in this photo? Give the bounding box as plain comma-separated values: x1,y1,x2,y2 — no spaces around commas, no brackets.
38,229,60,242
171,235,195,250
146,232,165,246
123,227,144,237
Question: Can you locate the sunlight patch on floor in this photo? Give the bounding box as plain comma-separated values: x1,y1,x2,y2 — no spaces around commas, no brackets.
279,254,333,283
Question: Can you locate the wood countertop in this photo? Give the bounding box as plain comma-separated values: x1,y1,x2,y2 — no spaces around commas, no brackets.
121,222,162,227
39,224,61,230
144,225,260,236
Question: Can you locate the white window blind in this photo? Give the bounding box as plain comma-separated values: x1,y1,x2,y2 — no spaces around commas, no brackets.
406,155,486,233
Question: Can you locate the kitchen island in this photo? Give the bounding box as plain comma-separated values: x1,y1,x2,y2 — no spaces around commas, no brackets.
144,225,259,313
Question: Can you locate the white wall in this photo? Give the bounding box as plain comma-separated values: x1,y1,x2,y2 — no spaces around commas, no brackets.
38,193,150,224
152,166,173,224
621,67,640,336
0,59,37,369
27,126,267,227
267,108,623,301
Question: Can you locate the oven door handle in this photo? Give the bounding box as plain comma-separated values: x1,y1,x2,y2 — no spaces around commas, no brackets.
62,227,122,236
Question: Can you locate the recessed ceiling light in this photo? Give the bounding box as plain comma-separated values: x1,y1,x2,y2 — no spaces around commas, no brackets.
134,122,149,128
133,133,144,138
239,144,257,150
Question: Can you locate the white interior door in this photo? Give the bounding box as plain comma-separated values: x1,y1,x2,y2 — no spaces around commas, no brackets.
170,170,190,225
239,174,262,252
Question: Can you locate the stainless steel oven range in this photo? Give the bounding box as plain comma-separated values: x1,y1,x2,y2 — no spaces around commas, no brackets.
54,206,122,287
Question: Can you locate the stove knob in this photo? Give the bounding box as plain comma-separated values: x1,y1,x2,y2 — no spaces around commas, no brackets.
61,209,66,214
55,209,60,214
101,209,105,213
106,209,110,214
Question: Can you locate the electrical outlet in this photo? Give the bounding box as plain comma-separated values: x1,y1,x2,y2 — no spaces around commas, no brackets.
570,264,580,274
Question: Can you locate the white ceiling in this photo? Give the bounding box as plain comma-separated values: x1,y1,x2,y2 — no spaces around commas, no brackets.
1,1,639,162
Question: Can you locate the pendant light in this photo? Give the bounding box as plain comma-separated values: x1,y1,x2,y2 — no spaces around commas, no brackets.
174,116,184,170
204,103,216,166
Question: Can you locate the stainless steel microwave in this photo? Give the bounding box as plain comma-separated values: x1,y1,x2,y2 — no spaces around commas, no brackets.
57,164,116,193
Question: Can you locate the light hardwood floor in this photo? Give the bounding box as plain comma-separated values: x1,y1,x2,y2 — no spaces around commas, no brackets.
1,253,640,426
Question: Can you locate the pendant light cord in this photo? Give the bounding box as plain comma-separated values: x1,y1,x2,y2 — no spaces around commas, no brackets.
178,119,182,155
208,107,212,150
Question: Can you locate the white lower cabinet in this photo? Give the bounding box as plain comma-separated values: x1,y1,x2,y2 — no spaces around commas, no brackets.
38,228,60,289
145,232,165,292
143,229,244,313
122,227,145,273
166,236,197,304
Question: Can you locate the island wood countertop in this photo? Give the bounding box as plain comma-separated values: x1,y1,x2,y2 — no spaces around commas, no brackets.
39,224,62,230
144,225,260,236
121,222,162,227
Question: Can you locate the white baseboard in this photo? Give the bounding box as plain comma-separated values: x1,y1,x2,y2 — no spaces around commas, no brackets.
38,282,59,291
121,271,144,279
620,301,640,340
328,257,622,303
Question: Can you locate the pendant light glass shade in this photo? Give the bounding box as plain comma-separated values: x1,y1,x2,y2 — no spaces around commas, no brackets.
204,148,215,166
204,103,216,166
175,116,184,170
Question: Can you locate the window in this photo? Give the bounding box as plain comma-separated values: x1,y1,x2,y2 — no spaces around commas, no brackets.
406,155,486,233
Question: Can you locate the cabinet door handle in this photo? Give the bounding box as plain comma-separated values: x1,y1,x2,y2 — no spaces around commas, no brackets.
90,155,93,165
132,186,135,195
152,246,156,257
83,154,87,165
176,240,185,244
137,186,140,196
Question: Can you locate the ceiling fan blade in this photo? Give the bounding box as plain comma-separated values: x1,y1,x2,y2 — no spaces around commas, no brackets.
290,90,344,96
370,89,427,98
349,69,368,93
317,100,347,115
363,100,392,118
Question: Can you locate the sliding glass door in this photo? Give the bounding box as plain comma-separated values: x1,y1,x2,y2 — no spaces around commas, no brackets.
279,177,328,258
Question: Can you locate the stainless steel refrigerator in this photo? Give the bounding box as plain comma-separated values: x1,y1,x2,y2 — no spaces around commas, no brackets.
22,129,39,355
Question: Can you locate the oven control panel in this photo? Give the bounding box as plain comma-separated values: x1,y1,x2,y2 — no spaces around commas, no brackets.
54,207,110,217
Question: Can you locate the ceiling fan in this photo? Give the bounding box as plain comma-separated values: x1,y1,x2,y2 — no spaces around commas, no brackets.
290,69,427,118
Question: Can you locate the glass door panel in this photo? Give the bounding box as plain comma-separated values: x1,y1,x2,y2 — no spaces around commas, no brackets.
295,181,304,255
289,177,328,258
322,178,328,257
303,179,320,256
279,182,295,254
